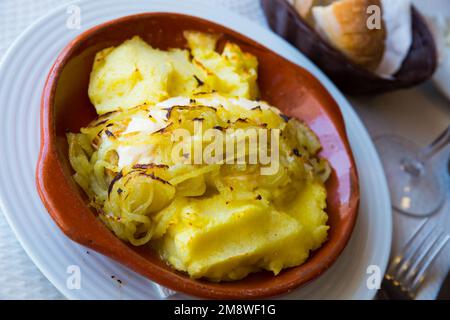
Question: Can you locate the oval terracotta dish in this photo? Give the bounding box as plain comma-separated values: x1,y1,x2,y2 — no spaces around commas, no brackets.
262,0,437,95
36,13,359,299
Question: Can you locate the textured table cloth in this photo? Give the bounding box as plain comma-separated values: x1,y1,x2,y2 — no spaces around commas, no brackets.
0,0,448,300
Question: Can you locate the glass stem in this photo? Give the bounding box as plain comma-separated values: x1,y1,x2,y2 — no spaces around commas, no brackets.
402,125,450,177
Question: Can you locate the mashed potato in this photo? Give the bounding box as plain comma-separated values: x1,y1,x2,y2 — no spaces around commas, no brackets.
67,32,331,281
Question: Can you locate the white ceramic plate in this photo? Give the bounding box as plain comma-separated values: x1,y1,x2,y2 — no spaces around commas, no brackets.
0,0,392,300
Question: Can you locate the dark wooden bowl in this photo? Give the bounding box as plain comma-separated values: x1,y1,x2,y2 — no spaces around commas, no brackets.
262,0,437,95
36,12,359,299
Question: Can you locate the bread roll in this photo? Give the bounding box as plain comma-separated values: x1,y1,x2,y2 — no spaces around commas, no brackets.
311,0,386,70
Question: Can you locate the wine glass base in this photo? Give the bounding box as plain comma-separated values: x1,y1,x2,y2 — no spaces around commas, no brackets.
374,135,446,217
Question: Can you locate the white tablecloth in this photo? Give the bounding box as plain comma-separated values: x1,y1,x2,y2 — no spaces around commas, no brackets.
0,0,448,300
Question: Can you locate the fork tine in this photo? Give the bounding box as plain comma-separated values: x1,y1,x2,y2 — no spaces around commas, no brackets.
410,234,450,295
386,219,429,278
394,223,437,280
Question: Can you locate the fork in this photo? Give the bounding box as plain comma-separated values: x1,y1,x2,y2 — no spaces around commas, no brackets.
379,218,450,300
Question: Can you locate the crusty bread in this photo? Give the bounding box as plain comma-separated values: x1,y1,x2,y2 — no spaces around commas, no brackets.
291,0,335,23
311,0,386,70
